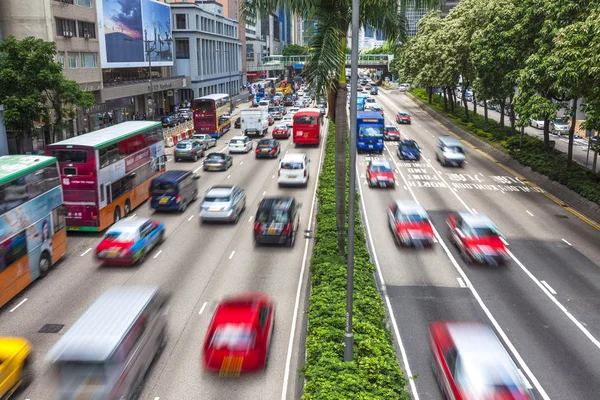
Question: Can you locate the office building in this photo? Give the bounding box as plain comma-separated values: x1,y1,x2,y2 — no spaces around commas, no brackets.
171,1,242,98
245,8,286,81
404,0,460,37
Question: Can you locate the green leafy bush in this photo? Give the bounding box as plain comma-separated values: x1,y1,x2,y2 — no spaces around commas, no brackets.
410,88,600,207
303,123,410,400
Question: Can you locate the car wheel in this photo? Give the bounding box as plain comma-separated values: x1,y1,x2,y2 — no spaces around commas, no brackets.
114,207,121,223
193,154,198,162
286,231,295,247
38,251,52,277
19,356,33,390
180,200,187,212
174,158,179,162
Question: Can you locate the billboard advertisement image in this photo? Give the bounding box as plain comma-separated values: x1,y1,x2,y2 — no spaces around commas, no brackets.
97,0,173,68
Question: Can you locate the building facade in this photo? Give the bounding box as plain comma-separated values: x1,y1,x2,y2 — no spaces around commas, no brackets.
171,1,242,99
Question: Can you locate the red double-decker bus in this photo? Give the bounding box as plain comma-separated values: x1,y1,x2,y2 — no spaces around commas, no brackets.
192,93,232,138
293,109,322,146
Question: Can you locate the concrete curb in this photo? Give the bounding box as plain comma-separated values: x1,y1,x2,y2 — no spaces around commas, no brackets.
404,92,600,227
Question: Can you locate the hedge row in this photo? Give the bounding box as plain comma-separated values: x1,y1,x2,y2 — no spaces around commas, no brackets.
302,123,410,400
410,88,600,206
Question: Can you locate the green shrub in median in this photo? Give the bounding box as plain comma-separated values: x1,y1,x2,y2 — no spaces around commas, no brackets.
410,88,600,207
302,123,410,400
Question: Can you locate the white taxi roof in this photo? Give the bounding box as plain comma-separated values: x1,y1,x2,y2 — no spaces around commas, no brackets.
281,153,306,162
369,159,392,167
394,200,427,216
107,217,147,233
230,136,248,141
458,212,497,228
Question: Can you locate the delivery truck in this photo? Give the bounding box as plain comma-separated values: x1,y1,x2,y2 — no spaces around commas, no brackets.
240,109,269,137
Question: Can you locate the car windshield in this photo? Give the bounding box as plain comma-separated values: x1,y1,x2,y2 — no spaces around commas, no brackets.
151,181,177,193
386,127,399,132
402,141,419,150
176,143,190,149
204,196,231,203
104,230,136,242
275,125,287,130
399,112,410,116
554,119,567,126
256,208,289,224
231,139,245,144
207,154,223,160
396,212,428,223
370,165,392,173
470,226,500,237
281,161,303,170
258,141,274,147
446,146,464,154
359,126,384,138
366,98,376,103
210,324,256,351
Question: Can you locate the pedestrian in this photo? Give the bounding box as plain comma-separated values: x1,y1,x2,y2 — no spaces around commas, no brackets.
142,113,147,120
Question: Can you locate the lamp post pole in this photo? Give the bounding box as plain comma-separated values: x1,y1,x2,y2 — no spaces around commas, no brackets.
345,0,359,362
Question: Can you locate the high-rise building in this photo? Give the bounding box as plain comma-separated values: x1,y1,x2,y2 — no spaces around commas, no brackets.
302,20,317,47
405,0,460,36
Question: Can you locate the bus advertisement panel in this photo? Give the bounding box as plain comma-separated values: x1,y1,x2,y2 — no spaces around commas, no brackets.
192,94,232,138
46,121,166,231
0,155,67,308
357,111,384,154
293,109,322,146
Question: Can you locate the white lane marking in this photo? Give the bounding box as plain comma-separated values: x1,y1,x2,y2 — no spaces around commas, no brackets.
384,144,551,399
471,208,478,214
154,397,160,400
500,237,509,246
356,163,420,400
193,165,203,173
229,251,235,259
153,250,162,259
272,174,276,179
403,185,407,190
248,216,254,222
218,145,227,153
281,125,326,400
80,248,92,257
562,238,572,246
166,157,172,162
526,210,534,217
541,280,558,295
240,161,244,165
518,369,533,389
457,278,467,288
226,174,231,179
187,215,194,221
10,298,28,313
198,302,208,315
263,191,267,196
131,213,136,218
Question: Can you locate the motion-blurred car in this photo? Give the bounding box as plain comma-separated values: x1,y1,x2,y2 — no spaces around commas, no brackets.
267,114,275,126
388,201,434,247
174,139,204,162
283,96,294,106
366,159,395,188
397,139,421,161
288,107,300,116
234,117,242,129
178,108,193,121
365,97,377,105
370,87,378,95
396,111,411,124
203,293,275,375
253,197,301,246
399,83,410,92
0,337,32,399
357,86,364,92
203,152,233,171
447,212,509,265
550,119,569,135
370,105,384,115
317,104,326,115
192,133,217,150
229,136,253,154
255,138,281,159
384,125,401,141
282,115,294,128
200,185,246,223
95,217,165,266
272,124,290,139
161,114,182,128
430,321,535,400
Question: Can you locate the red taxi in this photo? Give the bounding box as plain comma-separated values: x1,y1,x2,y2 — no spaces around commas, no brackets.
203,293,275,375
430,321,535,400
367,159,395,188
388,201,434,247
447,212,509,265
95,217,165,266
384,125,401,141
396,111,412,124
267,114,275,126
272,124,290,139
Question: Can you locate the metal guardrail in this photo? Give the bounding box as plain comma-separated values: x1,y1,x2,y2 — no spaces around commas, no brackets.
261,54,391,67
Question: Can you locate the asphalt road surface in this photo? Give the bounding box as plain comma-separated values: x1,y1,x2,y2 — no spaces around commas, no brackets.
1,103,323,400
359,89,600,400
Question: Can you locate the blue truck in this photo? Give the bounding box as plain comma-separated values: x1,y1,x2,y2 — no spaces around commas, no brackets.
357,111,385,154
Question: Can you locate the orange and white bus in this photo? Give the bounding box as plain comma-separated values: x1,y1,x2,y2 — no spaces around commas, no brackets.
45,121,166,231
0,155,67,308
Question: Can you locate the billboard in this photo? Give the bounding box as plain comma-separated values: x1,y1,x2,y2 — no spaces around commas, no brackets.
97,0,173,68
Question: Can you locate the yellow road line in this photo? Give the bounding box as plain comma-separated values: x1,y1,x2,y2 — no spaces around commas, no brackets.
406,94,600,232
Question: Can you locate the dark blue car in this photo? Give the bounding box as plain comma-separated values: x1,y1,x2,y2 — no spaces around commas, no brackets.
149,170,200,212
397,140,421,161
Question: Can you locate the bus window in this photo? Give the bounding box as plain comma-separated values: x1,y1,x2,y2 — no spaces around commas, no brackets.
294,116,318,125
0,231,27,273
52,150,88,164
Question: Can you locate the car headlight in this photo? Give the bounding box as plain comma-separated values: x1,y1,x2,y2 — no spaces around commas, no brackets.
470,248,484,260
370,178,378,184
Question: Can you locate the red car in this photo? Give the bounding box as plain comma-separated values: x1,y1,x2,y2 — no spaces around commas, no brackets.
267,114,275,126
396,111,411,124
272,124,290,139
95,217,165,266
430,321,534,400
203,293,275,375
367,159,395,188
388,200,434,247
384,125,401,141
447,212,509,265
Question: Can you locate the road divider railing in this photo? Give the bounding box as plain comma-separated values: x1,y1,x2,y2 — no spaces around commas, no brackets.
302,123,410,399
164,121,194,148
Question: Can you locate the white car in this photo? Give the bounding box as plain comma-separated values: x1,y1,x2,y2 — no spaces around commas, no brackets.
297,90,305,96
530,118,545,129
228,136,253,153
399,83,410,92
278,153,310,187
288,107,300,115
282,115,294,128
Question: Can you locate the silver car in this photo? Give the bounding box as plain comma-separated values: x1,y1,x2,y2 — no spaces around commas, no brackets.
551,119,569,135
199,185,246,223
192,134,217,150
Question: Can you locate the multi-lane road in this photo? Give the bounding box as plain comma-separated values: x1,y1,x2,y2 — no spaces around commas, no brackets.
363,89,600,399
1,104,324,399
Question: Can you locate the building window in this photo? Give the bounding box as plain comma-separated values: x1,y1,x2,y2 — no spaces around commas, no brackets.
54,0,74,3
175,14,187,30
196,15,199,30
81,52,97,68
68,52,79,68
175,39,190,59
56,18,76,37
57,51,65,68
75,0,92,7
78,21,96,38
246,44,254,61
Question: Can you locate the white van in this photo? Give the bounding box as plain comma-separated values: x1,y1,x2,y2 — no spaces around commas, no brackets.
278,153,310,187
435,136,466,167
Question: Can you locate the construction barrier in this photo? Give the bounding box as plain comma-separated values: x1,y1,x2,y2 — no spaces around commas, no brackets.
163,121,195,147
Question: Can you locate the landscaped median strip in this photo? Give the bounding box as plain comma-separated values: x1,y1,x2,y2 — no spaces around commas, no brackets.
302,123,410,399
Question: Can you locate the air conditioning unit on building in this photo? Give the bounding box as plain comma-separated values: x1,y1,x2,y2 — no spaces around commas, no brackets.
64,31,73,37
84,33,91,38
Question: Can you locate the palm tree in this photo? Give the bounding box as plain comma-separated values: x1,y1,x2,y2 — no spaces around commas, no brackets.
246,0,443,256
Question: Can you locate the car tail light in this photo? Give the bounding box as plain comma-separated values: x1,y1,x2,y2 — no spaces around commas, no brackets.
281,223,292,235
254,222,262,233
190,148,195,154
278,169,281,177
256,148,260,153
175,194,181,204
270,147,276,152
304,169,307,178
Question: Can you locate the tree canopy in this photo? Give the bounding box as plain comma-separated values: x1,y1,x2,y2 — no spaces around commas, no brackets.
282,43,310,56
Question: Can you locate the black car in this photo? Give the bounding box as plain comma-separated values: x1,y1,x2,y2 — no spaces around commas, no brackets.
162,115,182,128
253,197,300,247
283,96,294,106
234,118,241,129
255,138,281,159
203,152,233,171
